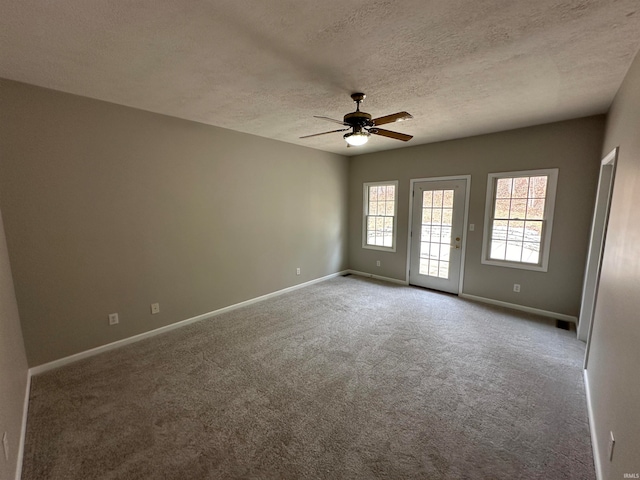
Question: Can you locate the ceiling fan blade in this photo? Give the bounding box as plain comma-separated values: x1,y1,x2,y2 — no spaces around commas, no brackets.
370,128,413,142
300,128,349,139
314,116,350,126
371,112,413,126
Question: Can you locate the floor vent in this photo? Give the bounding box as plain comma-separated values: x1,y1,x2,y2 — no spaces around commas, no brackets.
556,320,571,330
342,273,352,277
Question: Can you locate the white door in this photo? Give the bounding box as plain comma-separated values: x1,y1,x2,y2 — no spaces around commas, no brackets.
409,179,467,294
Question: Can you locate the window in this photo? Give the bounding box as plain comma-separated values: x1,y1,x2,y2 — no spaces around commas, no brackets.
482,169,558,271
363,181,398,251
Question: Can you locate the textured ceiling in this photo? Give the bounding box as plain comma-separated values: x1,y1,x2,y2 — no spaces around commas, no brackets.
1,0,639,155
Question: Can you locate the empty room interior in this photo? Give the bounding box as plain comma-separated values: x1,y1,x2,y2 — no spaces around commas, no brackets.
1,1,639,479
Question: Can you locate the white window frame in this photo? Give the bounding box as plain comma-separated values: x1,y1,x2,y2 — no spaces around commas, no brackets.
481,168,558,272
362,180,398,252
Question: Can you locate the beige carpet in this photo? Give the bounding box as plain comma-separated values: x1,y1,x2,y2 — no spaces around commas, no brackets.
22,276,595,479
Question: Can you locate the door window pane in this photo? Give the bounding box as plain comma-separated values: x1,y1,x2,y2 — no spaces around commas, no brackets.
419,189,454,279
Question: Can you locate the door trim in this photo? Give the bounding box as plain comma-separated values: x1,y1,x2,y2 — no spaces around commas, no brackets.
406,175,471,293
582,147,618,369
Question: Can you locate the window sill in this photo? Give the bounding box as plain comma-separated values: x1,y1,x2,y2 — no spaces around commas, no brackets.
481,258,548,272
363,244,397,253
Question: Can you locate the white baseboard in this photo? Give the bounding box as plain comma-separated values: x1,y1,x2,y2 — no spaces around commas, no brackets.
583,369,602,480
459,293,578,323
15,372,31,480
29,271,348,376
347,269,408,286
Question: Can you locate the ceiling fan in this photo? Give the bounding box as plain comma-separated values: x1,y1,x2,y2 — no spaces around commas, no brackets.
300,93,413,146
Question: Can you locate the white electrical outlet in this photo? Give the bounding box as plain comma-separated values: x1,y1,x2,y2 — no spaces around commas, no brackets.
3,431,8,461
469,224,475,231
376,260,381,267
296,267,301,275
108,313,119,325
151,303,160,314
608,431,615,461
513,284,521,293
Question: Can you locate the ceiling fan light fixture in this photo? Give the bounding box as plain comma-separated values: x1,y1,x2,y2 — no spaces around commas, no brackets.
344,131,370,146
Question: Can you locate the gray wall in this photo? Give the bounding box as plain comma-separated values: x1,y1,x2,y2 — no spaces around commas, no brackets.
0,80,349,367
0,205,29,480
349,116,605,317
586,50,640,478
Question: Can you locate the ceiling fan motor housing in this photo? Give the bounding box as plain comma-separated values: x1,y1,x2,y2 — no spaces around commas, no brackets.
343,111,373,129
